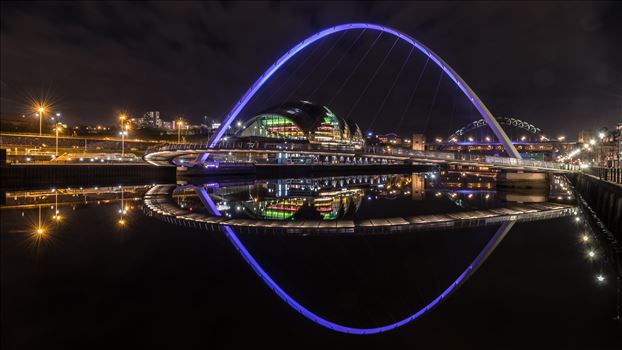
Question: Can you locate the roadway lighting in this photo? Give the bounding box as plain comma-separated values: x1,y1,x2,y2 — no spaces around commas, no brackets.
36,106,47,136
56,112,61,117
36,228,45,235
520,136,527,141
581,235,589,242
468,137,474,142
54,124,63,157
598,132,605,139
558,136,565,141
589,139,596,145
119,114,128,157
588,250,595,258
485,136,491,142
177,120,184,143
596,275,605,283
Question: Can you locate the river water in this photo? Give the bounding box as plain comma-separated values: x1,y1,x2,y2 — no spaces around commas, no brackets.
1,172,620,349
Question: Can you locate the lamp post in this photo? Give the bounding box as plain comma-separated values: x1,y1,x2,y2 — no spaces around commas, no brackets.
119,115,127,157
54,123,63,158
38,107,46,136
177,119,183,143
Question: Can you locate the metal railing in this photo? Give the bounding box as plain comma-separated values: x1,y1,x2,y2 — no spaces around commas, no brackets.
145,142,580,171
585,167,622,184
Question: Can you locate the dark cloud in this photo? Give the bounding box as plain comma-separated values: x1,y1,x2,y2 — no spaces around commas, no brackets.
1,1,620,137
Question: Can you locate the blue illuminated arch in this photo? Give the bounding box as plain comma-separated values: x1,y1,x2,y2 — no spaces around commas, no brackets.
198,187,515,334
209,23,521,159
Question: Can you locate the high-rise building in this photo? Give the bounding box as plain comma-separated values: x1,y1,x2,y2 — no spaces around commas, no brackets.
412,134,426,151
578,130,593,144
142,111,160,128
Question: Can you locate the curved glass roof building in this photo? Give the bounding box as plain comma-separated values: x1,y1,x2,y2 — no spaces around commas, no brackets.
236,101,365,149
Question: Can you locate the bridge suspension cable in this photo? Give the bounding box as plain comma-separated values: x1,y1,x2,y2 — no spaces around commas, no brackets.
369,45,415,132
395,57,429,132
208,23,521,159
263,34,327,107
308,29,367,101
280,31,348,108
422,70,445,135
327,32,383,107
345,37,400,121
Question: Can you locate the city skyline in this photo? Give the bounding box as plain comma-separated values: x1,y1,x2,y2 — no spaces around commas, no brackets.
1,2,620,136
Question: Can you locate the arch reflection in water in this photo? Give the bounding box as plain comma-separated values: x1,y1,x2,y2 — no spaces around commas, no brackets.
142,178,580,334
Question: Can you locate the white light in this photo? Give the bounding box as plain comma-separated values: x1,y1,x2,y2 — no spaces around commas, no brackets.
596,275,605,283
575,217,580,222
588,251,595,258
598,132,605,139
589,139,596,145
581,235,589,242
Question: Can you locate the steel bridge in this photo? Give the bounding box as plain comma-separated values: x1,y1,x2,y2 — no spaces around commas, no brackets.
144,142,579,172
143,23,580,174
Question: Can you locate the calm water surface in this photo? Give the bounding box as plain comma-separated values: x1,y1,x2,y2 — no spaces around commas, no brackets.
1,173,620,349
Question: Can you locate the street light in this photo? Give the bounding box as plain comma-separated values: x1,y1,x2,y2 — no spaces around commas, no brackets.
37,106,46,136
177,119,183,143
54,123,63,158
119,115,127,157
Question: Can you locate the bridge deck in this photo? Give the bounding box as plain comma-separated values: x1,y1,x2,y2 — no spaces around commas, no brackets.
144,144,579,173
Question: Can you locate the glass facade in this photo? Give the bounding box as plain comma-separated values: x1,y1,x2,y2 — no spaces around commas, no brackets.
236,102,365,150
239,114,306,140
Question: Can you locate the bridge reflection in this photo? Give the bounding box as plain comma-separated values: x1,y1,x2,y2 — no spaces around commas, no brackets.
145,173,576,233
139,174,582,333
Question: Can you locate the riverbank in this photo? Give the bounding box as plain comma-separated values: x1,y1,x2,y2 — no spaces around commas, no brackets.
570,172,622,239
1,163,176,190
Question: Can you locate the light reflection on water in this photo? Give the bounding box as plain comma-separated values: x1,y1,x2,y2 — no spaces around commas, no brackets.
0,173,620,347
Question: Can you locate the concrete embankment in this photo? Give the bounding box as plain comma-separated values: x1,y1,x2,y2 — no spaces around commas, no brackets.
571,173,622,239
496,171,549,189
1,163,176,190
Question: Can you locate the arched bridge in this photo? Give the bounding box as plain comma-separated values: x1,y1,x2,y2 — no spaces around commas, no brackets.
208,23,521,159
144,23,580,173
448,117,545,142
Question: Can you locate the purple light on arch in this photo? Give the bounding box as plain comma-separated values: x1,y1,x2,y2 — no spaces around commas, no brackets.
196,186,515,334
209,23,521,159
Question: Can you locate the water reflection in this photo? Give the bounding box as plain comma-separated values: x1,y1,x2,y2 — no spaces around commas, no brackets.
170,173,575,223
137,173,590,333
2,173,618,336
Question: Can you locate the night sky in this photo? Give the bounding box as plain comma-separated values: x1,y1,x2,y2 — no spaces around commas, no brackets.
1,1,620,137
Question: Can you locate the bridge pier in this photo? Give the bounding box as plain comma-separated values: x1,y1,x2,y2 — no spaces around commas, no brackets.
496,171,549,189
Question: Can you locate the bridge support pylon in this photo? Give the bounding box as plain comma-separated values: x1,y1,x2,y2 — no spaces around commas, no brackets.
497,171,549,190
